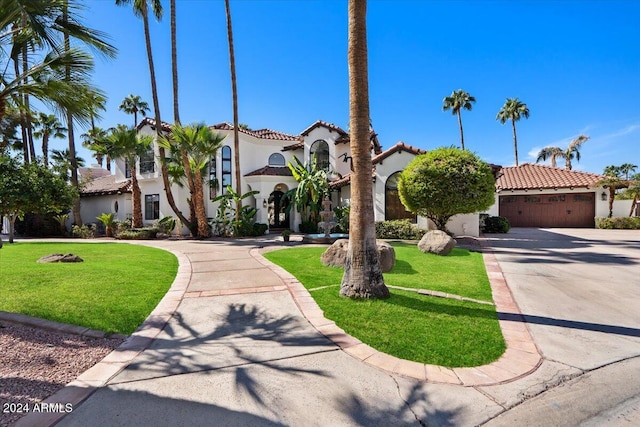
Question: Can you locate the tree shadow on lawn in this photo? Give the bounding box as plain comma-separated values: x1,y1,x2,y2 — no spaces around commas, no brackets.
385,292,498,321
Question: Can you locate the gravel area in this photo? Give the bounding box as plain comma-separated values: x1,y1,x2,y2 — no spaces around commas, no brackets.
0,321,124,427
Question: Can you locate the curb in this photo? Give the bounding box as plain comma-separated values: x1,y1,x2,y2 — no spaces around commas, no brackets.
251,240,542,386
0,311,128,340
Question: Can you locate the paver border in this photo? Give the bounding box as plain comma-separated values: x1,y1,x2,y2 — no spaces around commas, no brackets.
251,238,543,386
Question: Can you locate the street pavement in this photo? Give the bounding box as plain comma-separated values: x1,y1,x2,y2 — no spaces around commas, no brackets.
11,228,640,426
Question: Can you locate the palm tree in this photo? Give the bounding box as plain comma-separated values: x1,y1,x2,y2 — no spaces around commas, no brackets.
442,89,475,150
116,0,190,229
160,124,225,238
105,126,153,227
119,94,149,127
597,165,632,218
225,0,242,220
170,0,180,125
618,163,637,180
33,113,67,167
497,98,530,166
81,126,109,167
340,0,389,300
536,134,589,170
50,148,85,181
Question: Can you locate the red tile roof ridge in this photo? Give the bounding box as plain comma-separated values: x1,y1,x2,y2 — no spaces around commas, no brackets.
372,141,426,164
300,119,348,136
210,122,298,141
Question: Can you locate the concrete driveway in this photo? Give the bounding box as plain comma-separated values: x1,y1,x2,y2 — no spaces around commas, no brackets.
482,228,640,425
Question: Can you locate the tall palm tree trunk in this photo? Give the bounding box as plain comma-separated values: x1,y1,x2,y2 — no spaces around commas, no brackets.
140,5,190,230
340,0,389,299
13,57,29,164
42,134,50,167
131,168,143,227
457,110,465,150
21,42,36,163
63,3,82,225
225,0,242,220
511,119,519,166
171,0,180,125
193,169,209,237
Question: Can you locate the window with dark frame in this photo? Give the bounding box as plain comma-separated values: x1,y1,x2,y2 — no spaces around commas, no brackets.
139,148,155,174
310,139,330,170
125,160,131,178
269,153,285,166
145,194,160,220
209,155,217,199
221,146,232,194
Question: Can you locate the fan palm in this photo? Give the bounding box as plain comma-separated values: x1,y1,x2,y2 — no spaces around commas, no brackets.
81,126,110,168
33,113,67,167
442,89,475,150
50,148,85,180
340,0,389,299
536,134,589,170
105,126,153,227
119,94,150,127
497,98,529,166
159,123,225,237
225,0,242,220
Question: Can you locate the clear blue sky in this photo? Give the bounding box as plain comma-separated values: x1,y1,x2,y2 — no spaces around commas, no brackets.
60,0,640,174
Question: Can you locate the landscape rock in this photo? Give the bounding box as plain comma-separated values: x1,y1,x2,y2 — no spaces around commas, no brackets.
321,239,396,272
418,230,456,256
37,253,84,263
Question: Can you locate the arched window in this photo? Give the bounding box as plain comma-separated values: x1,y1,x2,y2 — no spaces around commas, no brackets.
209,155,217,199
310,139,330,170
221,146,232,194
269,153,285,166
385,172,416,221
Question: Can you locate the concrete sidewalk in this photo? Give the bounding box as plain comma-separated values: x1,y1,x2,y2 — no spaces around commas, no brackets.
11,230,640,426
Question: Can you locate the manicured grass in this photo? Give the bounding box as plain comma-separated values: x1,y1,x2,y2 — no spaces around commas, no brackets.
0,242,178,335
264,243,505,367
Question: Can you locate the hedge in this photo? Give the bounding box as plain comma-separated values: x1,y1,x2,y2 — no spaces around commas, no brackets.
375,219,427,240
595,217,640,229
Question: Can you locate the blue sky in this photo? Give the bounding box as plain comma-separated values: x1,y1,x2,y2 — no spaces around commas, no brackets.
59,0,640,174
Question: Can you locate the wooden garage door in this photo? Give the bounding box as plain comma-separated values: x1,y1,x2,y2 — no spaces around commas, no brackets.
499,193,595,228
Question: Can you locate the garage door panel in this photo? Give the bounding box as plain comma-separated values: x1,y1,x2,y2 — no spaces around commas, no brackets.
499,192,594,228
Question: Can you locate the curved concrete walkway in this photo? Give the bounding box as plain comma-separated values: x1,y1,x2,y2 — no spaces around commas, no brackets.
10,229,640,426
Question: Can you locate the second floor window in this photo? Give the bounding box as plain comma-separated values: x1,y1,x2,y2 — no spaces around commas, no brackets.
221,146,232,194
269,153,285,166
310,139,329,170
139,148,155,174
125,160,131,178
209,155,217,199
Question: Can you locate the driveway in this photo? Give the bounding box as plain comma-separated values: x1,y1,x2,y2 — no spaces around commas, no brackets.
482,228,640,425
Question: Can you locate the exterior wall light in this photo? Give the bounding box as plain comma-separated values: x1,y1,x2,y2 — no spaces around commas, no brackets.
263,199,268,208
601,192,607,201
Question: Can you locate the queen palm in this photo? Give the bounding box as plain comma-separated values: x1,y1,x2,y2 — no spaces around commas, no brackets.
340,0,389,299
50,148,85,181
33,113,66,167
105,126,153,228
116,0,190,229
497,98,529,166
119,94,150,127
160,124,225,238
536,134,589,170
442,89,475,150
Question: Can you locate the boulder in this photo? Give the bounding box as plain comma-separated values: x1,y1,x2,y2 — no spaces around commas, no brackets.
37,253,84,263
321,239,396,272
418,230,456,256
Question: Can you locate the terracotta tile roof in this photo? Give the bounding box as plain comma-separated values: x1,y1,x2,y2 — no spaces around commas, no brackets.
329,169,377,189
210,122,299,141
282,141,304,151
79,167,111,182
300,120,348,137
335,130,383,154
372,141,426,164
244,166,293,177
137,117,172,132
496,163,604,191
80,175,132,197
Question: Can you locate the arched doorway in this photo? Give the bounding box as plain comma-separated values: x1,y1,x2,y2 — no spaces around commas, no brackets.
269,185,290,229
385,171,416,221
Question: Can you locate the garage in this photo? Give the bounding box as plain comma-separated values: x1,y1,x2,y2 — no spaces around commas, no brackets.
499,192,595,228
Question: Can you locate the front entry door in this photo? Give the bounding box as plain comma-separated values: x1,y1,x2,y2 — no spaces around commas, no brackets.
269,191,290,228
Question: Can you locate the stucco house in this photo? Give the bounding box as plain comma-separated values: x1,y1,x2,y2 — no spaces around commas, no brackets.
78,118,479,236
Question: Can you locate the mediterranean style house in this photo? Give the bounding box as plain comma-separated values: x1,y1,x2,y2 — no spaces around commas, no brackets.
78,118,479,236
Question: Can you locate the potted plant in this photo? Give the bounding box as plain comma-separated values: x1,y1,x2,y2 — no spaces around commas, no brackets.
281,229,292,242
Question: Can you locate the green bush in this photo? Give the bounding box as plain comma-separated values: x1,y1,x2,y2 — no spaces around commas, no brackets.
113,219,132,236
595,217,640,229
155,216,177,234
252,223,268,236
72,224,95,239
299,221,318,234
375,219,427,240
116,227,158,240
483,216,510,233
333,205,350,233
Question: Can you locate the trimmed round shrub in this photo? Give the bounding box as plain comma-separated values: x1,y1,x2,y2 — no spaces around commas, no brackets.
483,216,510,233
375,219,427,240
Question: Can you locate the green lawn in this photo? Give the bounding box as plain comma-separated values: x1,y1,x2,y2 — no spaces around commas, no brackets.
0,242,178,335
264,243,505,367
